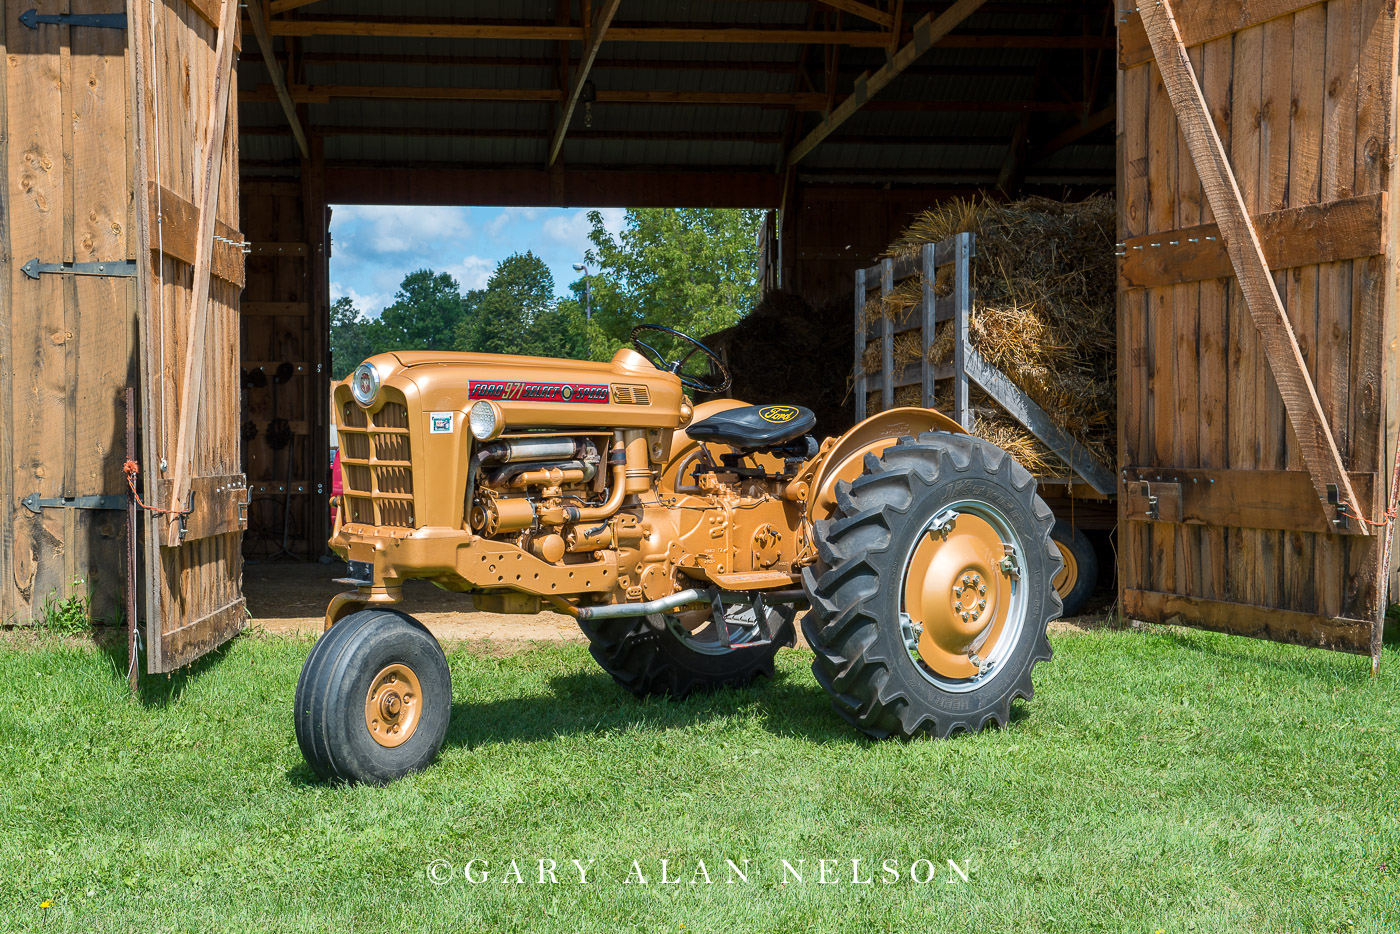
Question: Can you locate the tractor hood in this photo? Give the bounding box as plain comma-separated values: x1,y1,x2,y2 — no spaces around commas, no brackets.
349,347,689,431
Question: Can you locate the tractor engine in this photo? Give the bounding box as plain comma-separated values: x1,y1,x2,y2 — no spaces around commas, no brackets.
463,420,810,608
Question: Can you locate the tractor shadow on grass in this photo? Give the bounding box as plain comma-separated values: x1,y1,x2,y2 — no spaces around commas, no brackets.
441,666,872,750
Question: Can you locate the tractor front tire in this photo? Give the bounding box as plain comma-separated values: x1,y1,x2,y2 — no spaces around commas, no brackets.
802,432,1060,739
579,605,795,699
294,609,452,784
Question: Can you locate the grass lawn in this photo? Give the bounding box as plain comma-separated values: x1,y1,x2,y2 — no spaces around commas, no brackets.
1,621,1397,933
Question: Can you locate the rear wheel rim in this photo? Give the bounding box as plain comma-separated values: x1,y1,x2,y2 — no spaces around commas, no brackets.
1051,540,1077,598
364,663,422,748
659,602,770,655
900,499,1027,692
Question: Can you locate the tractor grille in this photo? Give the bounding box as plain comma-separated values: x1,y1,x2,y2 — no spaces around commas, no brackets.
338,396,416,528
611,384,651,405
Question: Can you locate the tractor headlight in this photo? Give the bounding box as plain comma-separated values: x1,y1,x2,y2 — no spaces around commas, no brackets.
469,400,504,441
351,362,381,407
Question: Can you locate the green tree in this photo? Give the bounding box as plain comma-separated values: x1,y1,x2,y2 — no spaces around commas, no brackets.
329,296,377,379
375,269,466,352
569,208,765,360
457,251,586,358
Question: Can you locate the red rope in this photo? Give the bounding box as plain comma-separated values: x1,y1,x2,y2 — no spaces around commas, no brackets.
1337,499,1397,529
123,460,190,517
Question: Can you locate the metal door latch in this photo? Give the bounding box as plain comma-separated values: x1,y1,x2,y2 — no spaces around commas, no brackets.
23,493,126,514
19,9,128,29
22,258,137,279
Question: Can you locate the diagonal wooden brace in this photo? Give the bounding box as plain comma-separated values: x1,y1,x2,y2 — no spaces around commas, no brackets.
1136,0,1368,536
165,0,240,544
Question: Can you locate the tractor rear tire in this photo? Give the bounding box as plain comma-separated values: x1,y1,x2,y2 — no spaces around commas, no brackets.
579,604,795,699
802,431,1060,739
1050,520,1098,618
294,609,452,784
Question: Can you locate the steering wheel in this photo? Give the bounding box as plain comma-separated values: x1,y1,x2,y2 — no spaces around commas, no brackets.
629,324,732,393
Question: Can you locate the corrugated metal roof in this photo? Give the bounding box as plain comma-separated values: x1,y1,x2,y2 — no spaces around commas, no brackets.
238,0,1115,186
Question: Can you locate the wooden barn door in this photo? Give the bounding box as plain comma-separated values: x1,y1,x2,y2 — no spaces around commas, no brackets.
130,0,248,672
1117,0,1399,662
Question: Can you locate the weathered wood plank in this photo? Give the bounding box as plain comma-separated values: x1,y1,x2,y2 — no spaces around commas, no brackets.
1119,0,1322,69
148,181,246,286
1121,468,1375,534
1137,0,1367,536
1122,588,1372,654
155,593,247,671
1119,193,1387,290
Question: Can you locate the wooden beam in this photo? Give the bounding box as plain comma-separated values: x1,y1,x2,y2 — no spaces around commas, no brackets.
239,83,1079,113
816,0,892,28
167,0,239,541
269,0,324,13
1120,468,1377,535
249,17,1114,49
786,0,990,166
265,19,893,45
241,301,310,316
1120,0,1322,69
243,0,309,159
1122,589,1372,654
1136,0,1367,536
147,182,246,287
323,166,782,207
548,0,622,167
1119,193,1388,290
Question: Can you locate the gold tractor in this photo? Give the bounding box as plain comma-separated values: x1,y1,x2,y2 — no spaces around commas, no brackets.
297,325,1062,783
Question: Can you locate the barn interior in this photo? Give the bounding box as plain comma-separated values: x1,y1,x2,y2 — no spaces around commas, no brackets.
233,0,1118,560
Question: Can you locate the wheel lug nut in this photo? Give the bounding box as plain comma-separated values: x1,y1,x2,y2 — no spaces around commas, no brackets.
978,600,986,610
979,585,987,595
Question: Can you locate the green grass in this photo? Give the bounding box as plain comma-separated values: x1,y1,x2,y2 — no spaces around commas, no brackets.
1,624,1398,933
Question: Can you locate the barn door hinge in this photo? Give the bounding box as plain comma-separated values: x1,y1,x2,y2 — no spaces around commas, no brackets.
22,258,137,279
23,493,127,514
19,9,127,29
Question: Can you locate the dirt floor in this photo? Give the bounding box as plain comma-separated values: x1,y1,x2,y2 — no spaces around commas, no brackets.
243,559,585,646
241,560,1119,651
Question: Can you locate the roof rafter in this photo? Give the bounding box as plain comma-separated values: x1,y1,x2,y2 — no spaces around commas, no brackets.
239,82,1088,113
787,0,990,165
548,0,623,167
244,0,309,158
816,0,893,28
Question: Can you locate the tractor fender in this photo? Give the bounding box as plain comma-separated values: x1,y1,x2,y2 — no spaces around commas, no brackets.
805,407,966,522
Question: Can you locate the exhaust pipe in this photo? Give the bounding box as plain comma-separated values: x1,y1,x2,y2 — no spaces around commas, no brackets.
576,588,710,621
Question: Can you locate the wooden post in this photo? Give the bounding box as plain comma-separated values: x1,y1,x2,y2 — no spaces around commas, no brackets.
880,258,894,411
125,387,138,696
853,267,867,421
952,232,972,428
920,242,936,407
1136,0,1368,536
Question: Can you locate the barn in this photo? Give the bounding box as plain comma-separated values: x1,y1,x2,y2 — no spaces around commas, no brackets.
0,0,1395,672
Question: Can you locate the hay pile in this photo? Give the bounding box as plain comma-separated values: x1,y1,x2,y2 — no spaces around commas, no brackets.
861,195,1116,477
705,290,852,440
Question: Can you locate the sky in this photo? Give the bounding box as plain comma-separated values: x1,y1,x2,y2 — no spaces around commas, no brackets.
328,205,626,318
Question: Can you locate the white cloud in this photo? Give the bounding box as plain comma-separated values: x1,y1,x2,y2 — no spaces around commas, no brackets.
329,282,390,315
334,205,473,257
485,207,542,240
446,255,495,290
540,208,625,257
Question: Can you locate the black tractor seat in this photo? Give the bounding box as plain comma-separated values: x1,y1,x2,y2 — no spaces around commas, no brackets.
687,404,816,449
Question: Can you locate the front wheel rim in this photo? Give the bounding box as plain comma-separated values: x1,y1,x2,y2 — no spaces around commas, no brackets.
899,499,1028,692
364,663,422,748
